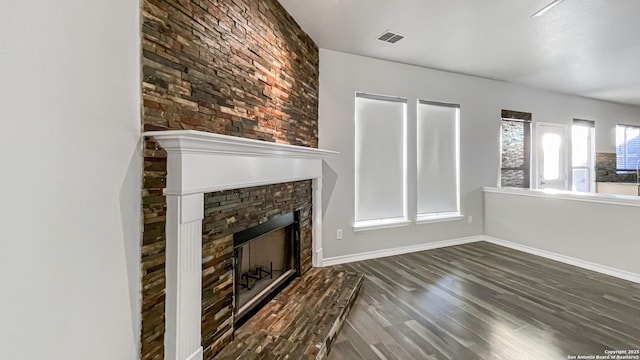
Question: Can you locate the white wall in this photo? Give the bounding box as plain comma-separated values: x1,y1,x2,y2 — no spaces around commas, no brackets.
0,1,141,359
484,189,640,276
319,49,640,260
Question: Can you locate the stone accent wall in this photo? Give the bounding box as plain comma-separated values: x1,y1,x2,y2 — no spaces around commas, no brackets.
501,120,526,187
139,0,319,359
141,0,318,145
141,140,168,360
201,181,313,357
500,115,531,188
595,152,637,182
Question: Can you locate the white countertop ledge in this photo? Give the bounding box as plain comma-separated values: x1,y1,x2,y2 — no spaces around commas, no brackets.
484,186,640,207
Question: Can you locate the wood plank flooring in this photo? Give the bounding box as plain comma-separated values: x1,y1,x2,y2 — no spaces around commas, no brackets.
215,267,363,359
329,241,640,360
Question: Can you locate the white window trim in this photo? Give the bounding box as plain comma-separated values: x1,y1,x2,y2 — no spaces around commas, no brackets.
416,212,464,225
353,217,411,232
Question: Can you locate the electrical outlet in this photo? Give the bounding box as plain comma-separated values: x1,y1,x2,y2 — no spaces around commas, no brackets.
336,229,343,240
468,216,473,224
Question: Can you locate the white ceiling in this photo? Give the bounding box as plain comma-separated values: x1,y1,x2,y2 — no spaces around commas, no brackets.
278,0,640,106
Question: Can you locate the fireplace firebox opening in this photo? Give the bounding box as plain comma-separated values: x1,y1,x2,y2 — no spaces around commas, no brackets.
232,211,301,327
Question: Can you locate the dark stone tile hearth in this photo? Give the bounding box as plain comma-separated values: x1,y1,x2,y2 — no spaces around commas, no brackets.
215,267,364,360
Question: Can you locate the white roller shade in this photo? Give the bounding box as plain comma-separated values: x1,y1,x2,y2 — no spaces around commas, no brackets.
417,100,460,217
355,93,407,223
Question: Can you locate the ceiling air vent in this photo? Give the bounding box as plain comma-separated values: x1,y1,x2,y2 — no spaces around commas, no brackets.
376,30,405,44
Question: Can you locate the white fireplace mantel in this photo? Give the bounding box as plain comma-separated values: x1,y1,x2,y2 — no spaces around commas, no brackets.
143,130,337,360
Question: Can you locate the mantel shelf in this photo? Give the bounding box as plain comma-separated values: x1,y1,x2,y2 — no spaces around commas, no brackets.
144,130,337,159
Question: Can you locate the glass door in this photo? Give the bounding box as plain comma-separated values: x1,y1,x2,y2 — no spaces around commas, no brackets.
537,123,568,190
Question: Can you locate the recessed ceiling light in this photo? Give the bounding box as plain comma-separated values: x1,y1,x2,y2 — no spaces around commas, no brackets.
531,0,566,17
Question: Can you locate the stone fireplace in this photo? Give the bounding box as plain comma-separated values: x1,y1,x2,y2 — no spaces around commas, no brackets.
139,0,321,358
233,211,300,326
145,130,335,360
200,181,313,357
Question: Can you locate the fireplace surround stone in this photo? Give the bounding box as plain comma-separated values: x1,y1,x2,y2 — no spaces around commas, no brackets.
144,130,336,360
201,185,311,357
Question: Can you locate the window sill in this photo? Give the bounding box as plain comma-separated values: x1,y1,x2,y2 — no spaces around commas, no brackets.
415,213,464,225
353,218,411,232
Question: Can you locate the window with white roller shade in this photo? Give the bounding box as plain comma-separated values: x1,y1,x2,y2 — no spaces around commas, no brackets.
354,93,407,229
616,124,640,173
416,100,460,220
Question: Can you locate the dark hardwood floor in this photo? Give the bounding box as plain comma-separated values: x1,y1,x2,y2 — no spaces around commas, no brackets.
329,241,640,360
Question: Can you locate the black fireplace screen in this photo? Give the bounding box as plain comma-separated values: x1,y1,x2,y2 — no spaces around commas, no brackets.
232,211,300,326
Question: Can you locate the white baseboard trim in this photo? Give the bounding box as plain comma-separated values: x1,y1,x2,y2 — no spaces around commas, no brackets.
313,248,323,267
321,236,483,267
320,234,640,284
481,236,640,284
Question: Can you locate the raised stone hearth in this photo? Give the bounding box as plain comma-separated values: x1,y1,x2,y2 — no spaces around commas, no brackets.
215,268,364,360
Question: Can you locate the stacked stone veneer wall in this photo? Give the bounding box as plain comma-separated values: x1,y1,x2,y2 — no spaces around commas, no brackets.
501,120,526,187
595,152,637,182
500,110,531,188
140,0,319,359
